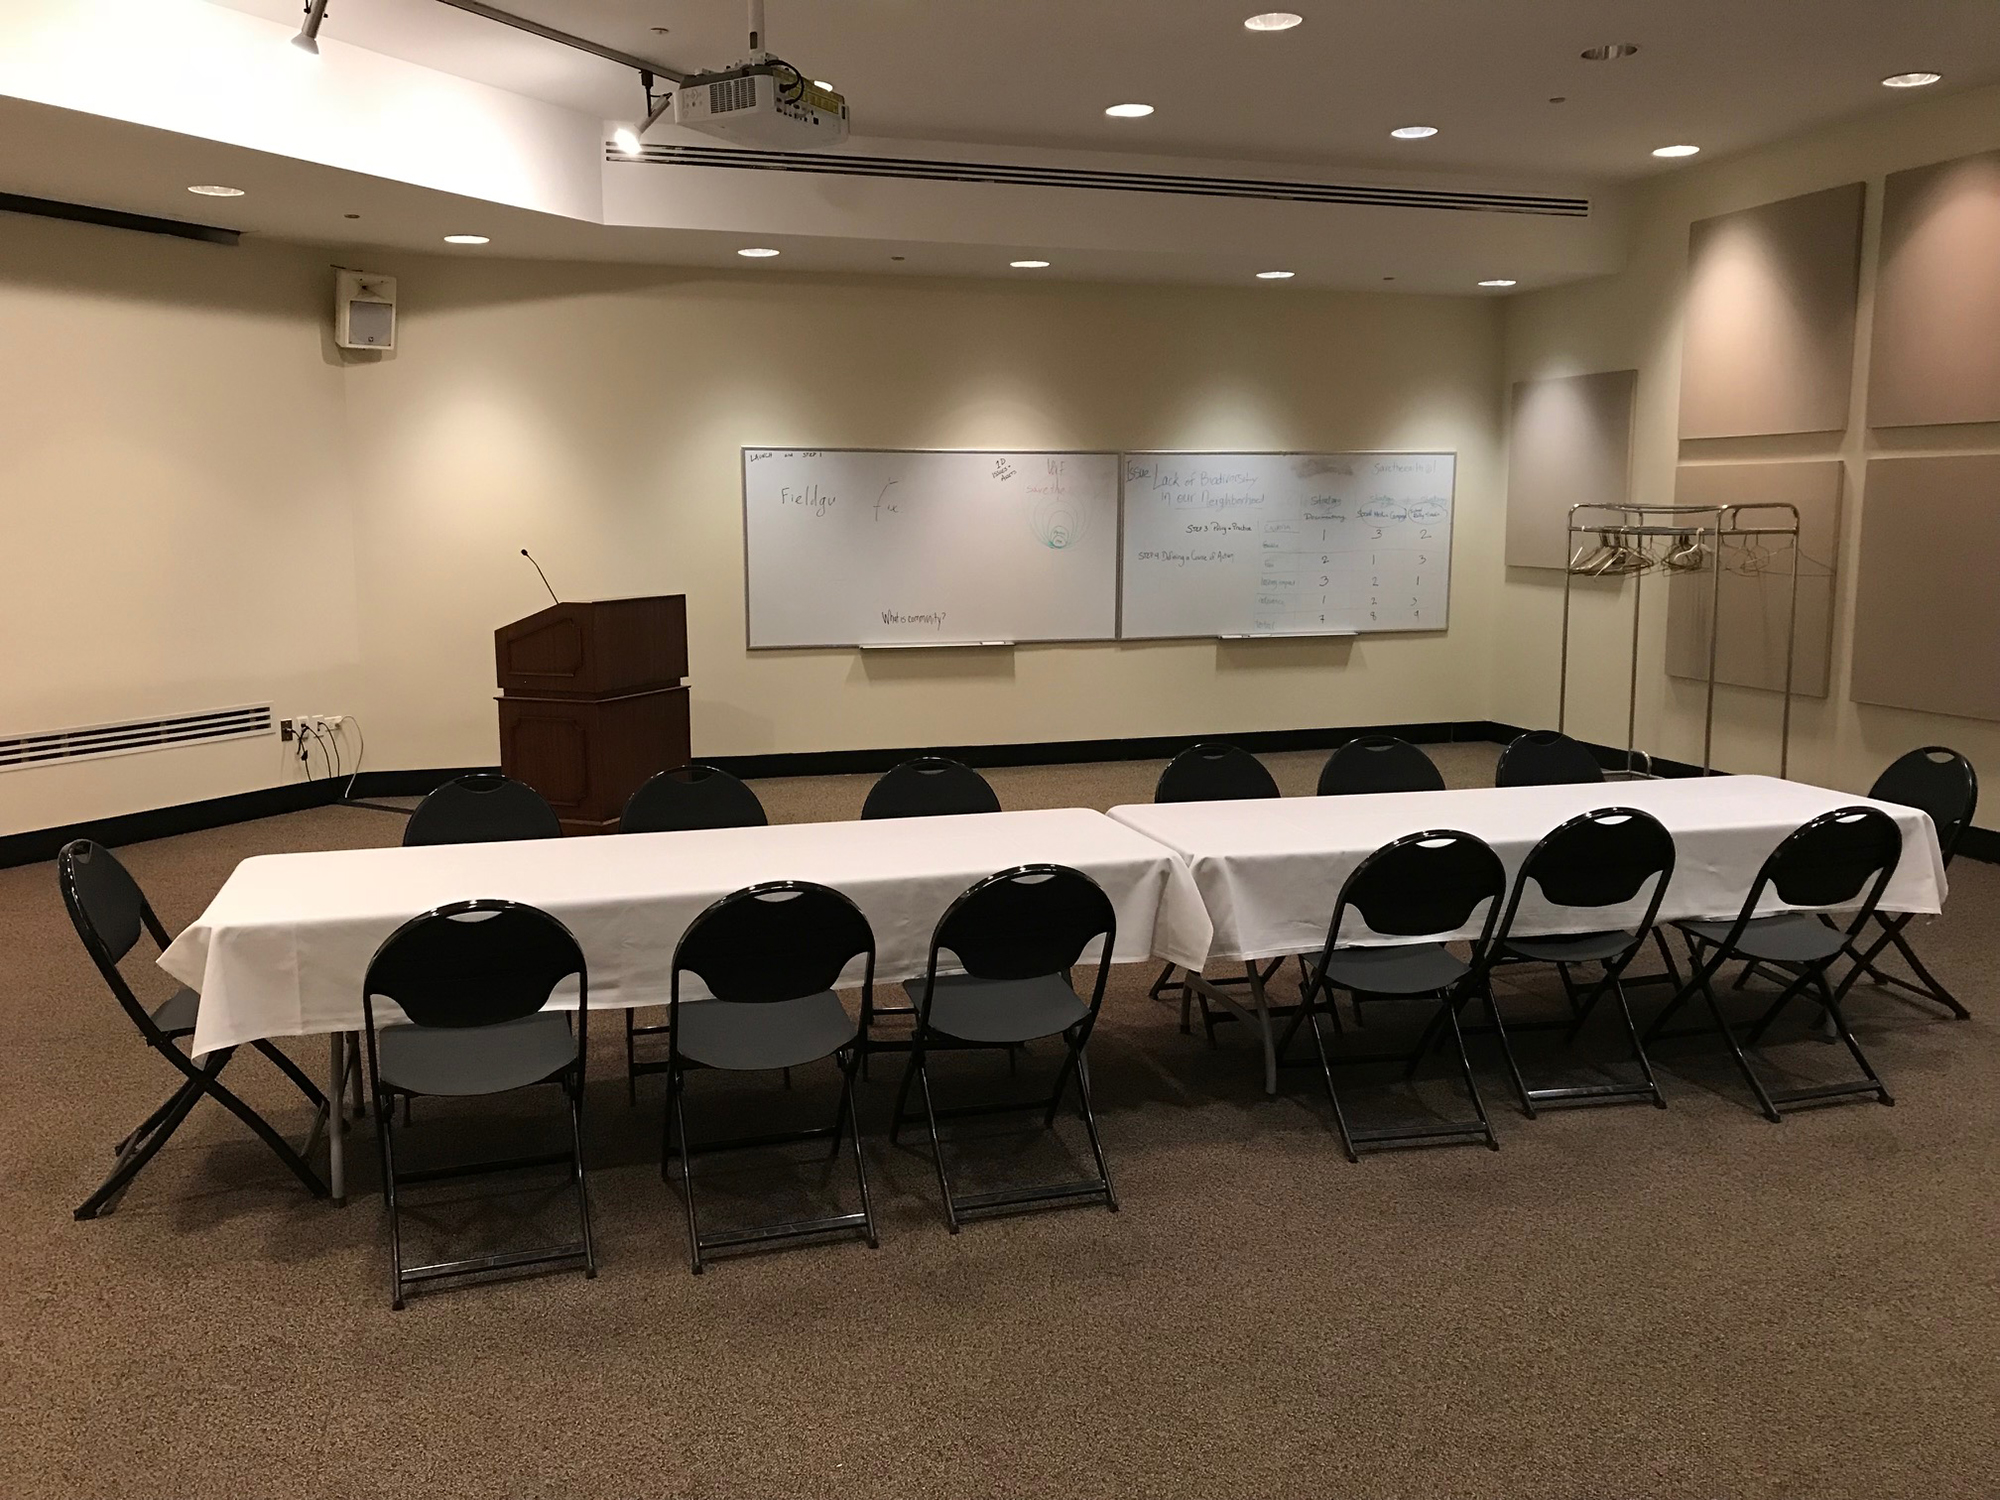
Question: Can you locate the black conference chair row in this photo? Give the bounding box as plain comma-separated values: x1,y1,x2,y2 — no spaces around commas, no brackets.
1288,803,1910,1159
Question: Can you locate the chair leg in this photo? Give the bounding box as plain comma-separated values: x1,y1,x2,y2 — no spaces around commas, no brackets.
1042,1032,1084,1129
1608,975,1668,1109
1694,970,1782,1123
625,1011,638,1106
1745,967,1819,1046
888,1045,924,1145
75,1067,213,1220
1302,988,1359,1163
1484,980,1536,1119
913,1053,960,1234
1652,928,1685,990
1070,1051,1118,1213
1442,997,1501,1151
1812,971,1894,1106
192,1068,330,1199
567,1070,596,1280
378,1088,407,1309
1881,921,1971,1019
668,1071,703,1274
111,1084,193,1159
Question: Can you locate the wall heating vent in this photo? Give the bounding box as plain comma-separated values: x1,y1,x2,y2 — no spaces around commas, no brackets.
0,705,274,772
611,144,1590,218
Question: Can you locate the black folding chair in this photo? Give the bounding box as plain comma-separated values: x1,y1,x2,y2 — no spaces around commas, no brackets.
619,764,771,1101
61,840,330,1220
620,763,768,834
1646,808,1903,1121
860,756,1001,819
1280,830,1506,1161
1317,736,1445,795
1494,730,1606,788
891,865,1118,1229
404,772,561,846
665,882,878,1273
1485,809,1675,1115
362,900,594,1308
1149,743,1284,1028
1831,747,1976,1019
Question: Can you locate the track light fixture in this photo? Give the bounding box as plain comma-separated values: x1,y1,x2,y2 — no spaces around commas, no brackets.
292,0,330,54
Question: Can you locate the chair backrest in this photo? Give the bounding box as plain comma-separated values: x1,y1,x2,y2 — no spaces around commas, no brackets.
1498,807,1676,944
1869,746,1977,865
620,764,768,833
860,756,1001,820
1495,730,1604,787
672,881,876,1009
58,839,169,1029
1325,829,1507,955
1317,736,1445,796
404,773,562,847
923,865,1118,1024
1721,807,1904,950
1155,743,1280,803
363,900,586,1033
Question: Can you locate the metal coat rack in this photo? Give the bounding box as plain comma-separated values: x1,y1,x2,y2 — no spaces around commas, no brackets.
1558,502,1802,778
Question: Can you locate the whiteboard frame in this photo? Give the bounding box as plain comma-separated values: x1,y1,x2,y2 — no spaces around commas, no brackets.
1116,449,1458,642
741,446,1125,651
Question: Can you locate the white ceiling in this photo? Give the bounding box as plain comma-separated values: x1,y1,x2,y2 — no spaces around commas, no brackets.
209,0,2000,182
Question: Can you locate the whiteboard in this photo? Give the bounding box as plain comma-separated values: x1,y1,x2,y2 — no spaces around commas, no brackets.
1118,451,1455,639
742,449,1120,648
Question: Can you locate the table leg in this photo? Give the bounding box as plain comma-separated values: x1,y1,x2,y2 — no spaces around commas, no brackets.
328,1031,347,1206
1186,964,1281,1097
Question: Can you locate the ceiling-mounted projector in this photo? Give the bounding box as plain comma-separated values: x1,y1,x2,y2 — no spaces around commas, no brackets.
673,65,848,148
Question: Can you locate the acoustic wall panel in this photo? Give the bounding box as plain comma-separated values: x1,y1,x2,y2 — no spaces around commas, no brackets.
1870,150,2000,428
1505,369,1637,569
1678,183,1866,439
1666,461,1843,698
1851,454,2000,721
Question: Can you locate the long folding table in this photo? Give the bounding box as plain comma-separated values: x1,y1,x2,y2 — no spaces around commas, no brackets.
159,807,1213,1201
1109,775,1949,1094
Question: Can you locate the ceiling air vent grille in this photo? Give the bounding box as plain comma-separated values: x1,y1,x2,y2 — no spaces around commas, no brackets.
610,144,1590,217
0,705,274,772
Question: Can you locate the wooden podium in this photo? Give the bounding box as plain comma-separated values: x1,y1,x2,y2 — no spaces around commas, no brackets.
495,596,690,835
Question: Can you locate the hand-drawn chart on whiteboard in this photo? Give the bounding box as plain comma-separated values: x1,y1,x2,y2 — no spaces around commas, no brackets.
1118,451,1456,639
742,449,1120,648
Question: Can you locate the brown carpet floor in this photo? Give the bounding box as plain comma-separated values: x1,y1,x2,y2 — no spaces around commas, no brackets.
3,746,1997,1499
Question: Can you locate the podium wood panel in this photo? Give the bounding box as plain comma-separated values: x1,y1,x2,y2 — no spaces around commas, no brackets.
499,687,690,836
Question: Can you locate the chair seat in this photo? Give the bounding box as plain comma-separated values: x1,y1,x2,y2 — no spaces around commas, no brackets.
1679,912,1844,964
378,1012,578,1096
1503,929,1639,964
150,985,200,1037
1317,942,1468,996
677,991,857,1072
902,973,1089,1044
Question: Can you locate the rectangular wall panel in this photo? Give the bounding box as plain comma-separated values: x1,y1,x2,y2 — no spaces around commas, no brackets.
1505,369,1637,569
1678,183,1865,439
1665,461,1843,698
1851,454,2000,721
1870,150,2000,429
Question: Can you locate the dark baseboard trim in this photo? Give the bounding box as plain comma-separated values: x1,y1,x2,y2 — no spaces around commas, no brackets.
8,730,1995,870
706,721,1494,781
0,766,496,869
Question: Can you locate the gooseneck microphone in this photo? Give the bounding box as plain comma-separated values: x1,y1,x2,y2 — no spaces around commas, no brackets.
521,548,559,605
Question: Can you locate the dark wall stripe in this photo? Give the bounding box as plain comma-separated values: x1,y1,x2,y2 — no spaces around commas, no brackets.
0,192,240,246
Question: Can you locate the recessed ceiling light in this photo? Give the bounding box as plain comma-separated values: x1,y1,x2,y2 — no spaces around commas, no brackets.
1390,125,1439,139
443,234,490,244
1105,103,1155,118
1479,279,1517,288
1580,43,1639,61
1882,71,1942,88
1243,12,1303,30
1256,270,1295,280
1651,144,1700,158
188,185,245,197
612,126,642,156
1010,260,1051,268
737,247,781,257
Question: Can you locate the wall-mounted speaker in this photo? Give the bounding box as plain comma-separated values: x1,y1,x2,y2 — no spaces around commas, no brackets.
334,269,396,350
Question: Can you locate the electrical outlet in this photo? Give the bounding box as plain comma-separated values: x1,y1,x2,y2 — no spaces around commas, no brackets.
280,718,295,742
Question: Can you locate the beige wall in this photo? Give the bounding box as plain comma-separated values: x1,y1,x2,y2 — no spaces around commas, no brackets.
1499,80,2000,797
1,225,1506,833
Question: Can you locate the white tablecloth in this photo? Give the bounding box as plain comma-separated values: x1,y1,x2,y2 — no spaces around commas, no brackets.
1108,775,1947,969
164,808,1214,1054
